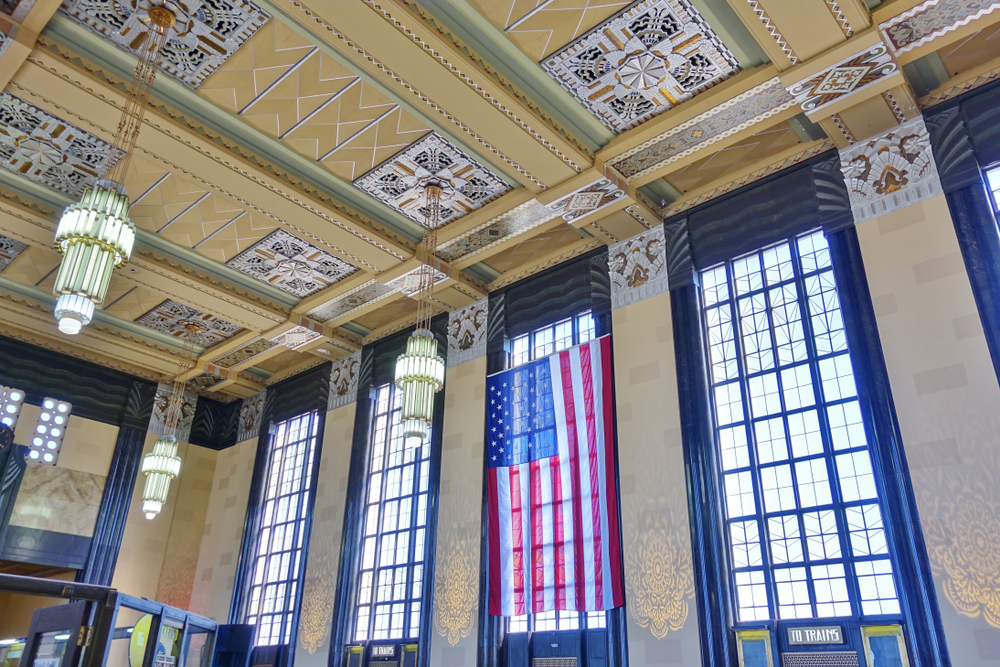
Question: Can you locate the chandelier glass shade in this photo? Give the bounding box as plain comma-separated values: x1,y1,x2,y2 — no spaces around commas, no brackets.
141,434,182,520
52,7,173,334
394,183,446,448
53,182,135,334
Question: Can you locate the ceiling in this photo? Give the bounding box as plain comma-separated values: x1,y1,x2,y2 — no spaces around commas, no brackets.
0,0,994,399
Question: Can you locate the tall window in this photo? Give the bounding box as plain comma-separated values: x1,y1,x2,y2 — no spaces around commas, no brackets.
245,412,320,646
701,231,900,624
354,383,431,641
986,166,1000,214
505,311,606,634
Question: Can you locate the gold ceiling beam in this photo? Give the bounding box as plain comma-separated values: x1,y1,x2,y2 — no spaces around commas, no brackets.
0,0,63,90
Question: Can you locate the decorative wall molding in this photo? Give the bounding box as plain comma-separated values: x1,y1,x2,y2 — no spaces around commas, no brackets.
609,226,668,310
149,383,198,442
328,351,361,411
542,0,740,133
612,77,796,180
355,133,510,227
839,115,942,224
787,43,898,114
237,390,265,442
0,92,118,198
447,299,487,367
135,300,244,350
881,0,1000,55
227,230,358,298
60,0,270,88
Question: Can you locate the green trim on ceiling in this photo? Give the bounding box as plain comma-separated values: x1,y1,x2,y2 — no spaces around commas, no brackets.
0,169,301,311
42,14,432,244
0,274,208,356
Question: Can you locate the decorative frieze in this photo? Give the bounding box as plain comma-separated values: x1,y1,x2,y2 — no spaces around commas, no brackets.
148,383,197,442
328,351,361,411
881,0,1000,55
237,390,265,442
447,299,487,367
839,116,942,223
609,226,668,310
787,43,898,115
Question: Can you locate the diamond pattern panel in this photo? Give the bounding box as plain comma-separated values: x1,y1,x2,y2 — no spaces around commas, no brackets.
354,133,511,226
226,229,358,297
159,193,244,249
103,282,167,322
135,299,245,348
542,0,740,132
193,211,278,263
128,173,210,237
60,0,271,88
2,244,61,290
321,106,431,181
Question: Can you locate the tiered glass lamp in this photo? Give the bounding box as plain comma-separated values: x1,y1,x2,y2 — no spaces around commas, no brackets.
395,183,447,448
141,434,182,519
51,7,175,334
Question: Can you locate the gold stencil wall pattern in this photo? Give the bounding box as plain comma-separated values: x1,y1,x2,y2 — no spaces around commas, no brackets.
433,514,478,645
299,527,338,653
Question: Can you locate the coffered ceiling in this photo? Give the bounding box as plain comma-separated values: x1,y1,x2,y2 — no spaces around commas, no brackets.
0,0,996,399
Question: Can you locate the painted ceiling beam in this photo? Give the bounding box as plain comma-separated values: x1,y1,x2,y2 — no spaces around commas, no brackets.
0,0,63,90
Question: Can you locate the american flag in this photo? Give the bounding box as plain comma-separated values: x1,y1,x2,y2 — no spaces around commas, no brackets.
486,335,624,616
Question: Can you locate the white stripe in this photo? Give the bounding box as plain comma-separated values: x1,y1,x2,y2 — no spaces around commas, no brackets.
497,467,514,616
570,349,597,610
539,456,555,611
551,353,577,609
518,461,533,614
591,341,614,608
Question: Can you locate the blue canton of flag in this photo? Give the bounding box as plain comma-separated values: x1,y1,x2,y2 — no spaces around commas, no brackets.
487,357,557,469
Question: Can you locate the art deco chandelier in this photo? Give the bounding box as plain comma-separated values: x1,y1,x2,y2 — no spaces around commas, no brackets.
395,182,446,449
51,6,176,334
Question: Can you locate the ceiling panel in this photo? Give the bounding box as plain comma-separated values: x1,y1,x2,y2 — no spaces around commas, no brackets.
192,211,279,263
320,107,431,181
103,281,167,322
352,294,419,332
937,24,1000,78
484,223,585,273
2,244,60,290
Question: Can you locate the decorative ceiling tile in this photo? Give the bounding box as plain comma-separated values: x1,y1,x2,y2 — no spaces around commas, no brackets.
209,336,275,368
187,372,228,390
270,324,322,350
226,229,357,298
0,234,27,272
542,0,740,133
447,298,487,368
545,173,628,224
59,0,271,88
135,299,245,348
436,200,559,263
305,279,398,323
611,77,796,181
354,133,511,226
787,44,898,114
880,0,1000,55
608,225,667,310
839,116,941,223
0,92,118,197
385,264,449,297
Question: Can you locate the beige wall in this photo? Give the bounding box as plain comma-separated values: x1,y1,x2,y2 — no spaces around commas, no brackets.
428,356,486,667
189,436,258,622
857,193,1000,665
0,571,74,639
295,402,357,667
612,290,701,667
8,411,118,539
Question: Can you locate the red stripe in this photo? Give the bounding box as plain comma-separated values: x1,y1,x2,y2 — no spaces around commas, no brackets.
601,336,625,606
530,459,544,613
579,342,604,608
487,467,502,616
551,454,565,610
509,466,525,616
559,350,586,611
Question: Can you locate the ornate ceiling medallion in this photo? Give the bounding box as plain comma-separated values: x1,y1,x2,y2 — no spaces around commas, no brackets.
226,229,358,298
135,299,244,348
0,92,118,197
354,133,511,227
543,0,740,132
59,0,271,88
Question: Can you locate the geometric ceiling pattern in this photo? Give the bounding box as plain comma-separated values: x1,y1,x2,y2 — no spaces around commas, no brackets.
60,0,271,88
226,230,358,298
543,0,740,132
135,299,245,349
0,92,118,197
354,133,512,226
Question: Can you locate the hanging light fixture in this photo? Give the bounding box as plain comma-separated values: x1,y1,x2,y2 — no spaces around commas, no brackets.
395,181,446,448
141,322,198,519
52,7,176,334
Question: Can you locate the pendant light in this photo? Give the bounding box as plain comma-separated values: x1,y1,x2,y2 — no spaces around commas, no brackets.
395,182,446,448
52,7,176,334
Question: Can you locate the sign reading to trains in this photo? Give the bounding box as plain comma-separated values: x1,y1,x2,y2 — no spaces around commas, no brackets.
788,626,844,645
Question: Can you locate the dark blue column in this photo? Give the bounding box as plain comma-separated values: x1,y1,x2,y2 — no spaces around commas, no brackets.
77,378,157,586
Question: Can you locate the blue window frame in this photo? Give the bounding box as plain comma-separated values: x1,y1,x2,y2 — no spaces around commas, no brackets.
353,382,431,642
700,230,901,624
245,411,320,646
504,311,606,634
